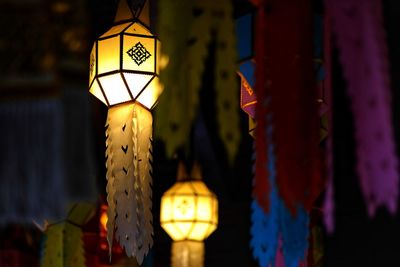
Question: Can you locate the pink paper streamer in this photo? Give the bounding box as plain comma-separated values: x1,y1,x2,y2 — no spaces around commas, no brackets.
327,0,398,216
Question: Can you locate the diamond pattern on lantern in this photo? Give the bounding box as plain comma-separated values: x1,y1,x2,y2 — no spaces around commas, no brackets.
127,42,151,66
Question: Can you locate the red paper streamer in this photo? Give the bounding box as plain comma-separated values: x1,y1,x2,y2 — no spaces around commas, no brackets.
266,0,322,213
252,0,270,211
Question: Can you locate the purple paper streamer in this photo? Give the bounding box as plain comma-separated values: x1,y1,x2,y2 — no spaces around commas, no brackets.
327,0,398,216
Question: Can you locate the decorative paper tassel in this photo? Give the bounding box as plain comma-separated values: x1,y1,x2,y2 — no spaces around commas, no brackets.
327,0,398,217
264,0,322,214
281,206,309,267
63,223,85,267
251,113,309,267
252,0,271,212
171,241,204,267
250,199,279,267
156,0,240,162
42,223,64,267
41,222,86,267
251,117,277,267
214,0,241,164
105,103,153,264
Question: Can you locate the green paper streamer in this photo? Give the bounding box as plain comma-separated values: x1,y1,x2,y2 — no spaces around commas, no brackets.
42,223,64,267
41,203,94,267
67,203,95,226
64,223,85,267
212,0,240,164
156,0,240,163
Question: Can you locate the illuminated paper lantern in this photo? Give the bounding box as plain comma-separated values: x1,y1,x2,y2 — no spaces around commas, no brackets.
89,2,162,109
88,0,162,264
160,162,218,267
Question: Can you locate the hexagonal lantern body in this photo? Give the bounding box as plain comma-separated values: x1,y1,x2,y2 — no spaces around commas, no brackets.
160,164,219,242
89,19,162,109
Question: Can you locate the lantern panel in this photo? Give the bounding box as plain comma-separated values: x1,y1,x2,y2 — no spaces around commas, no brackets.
122,72,153,99
160,195,174,222
172,182,194,195
195,196,213,222
122,35,155,73
156,39,161,75
211,196,218,225
98,36,120,74
89,43,97,86
124,22,152,36
172,195,196,221
162,223,185,241
174,222,193,239
89,79,107,105
98,73,131,105
191,181,212,195
188,222,212,241
136,76,163,109
204,223,217,238
100,22,131,38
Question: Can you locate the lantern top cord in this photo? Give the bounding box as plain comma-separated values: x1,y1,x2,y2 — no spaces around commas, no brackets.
114,0,150,26
176,162,203,182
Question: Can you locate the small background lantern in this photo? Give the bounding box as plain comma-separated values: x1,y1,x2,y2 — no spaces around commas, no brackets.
160,162,218,267
88,0,162,264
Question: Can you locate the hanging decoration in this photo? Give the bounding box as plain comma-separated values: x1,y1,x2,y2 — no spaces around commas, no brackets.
250,124,309,267
88,0,161,263
262,0,322,214
156,0,240,164
248,1,318,263
252,0,270,212
236,13,256,138
0,99,65,223
326,0,398,219
160,162,218,267
41,203,95,267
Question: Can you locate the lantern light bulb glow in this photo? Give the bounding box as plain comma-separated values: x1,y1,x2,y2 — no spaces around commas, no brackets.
160,164,219,242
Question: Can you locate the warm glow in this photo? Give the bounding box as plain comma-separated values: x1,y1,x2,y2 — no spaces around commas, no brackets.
100,211,108,232
160,180,218,241
89,20,163,109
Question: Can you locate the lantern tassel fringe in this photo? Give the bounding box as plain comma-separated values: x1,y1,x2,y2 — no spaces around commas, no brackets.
105,104,153,264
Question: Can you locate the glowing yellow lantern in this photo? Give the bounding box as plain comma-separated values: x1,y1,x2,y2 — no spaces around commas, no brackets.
88,2,162,108
88,0,162,264
160,162,218,267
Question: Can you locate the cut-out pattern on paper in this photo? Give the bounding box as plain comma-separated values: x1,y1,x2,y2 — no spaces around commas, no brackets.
105,103,153,265
127,42,151,66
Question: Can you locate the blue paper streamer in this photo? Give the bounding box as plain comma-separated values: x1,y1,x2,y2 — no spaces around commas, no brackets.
251,116,310,267
251,122,279,267
280,205,310,267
